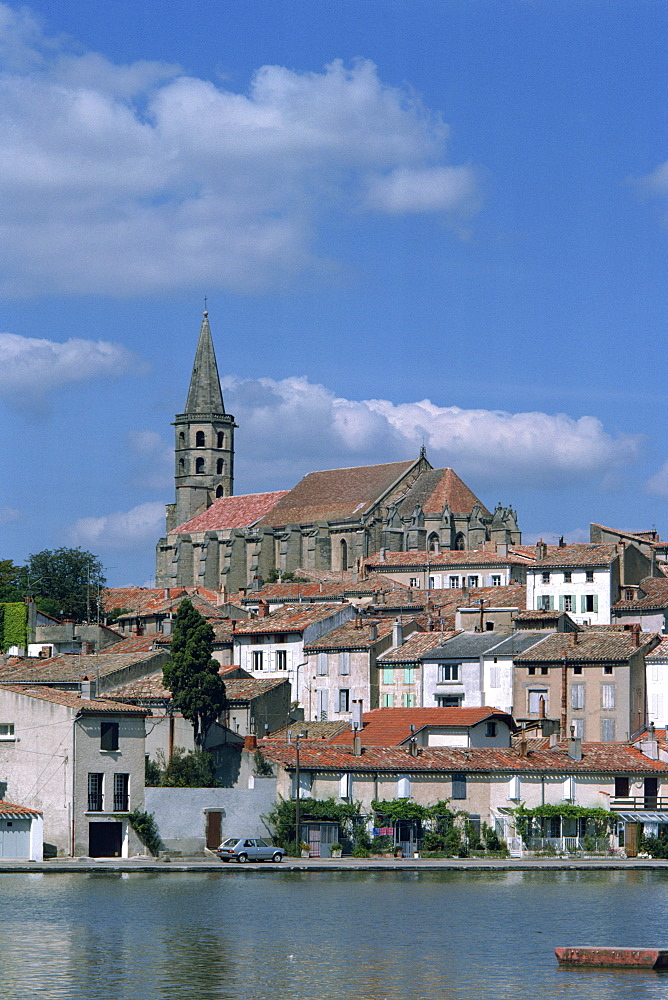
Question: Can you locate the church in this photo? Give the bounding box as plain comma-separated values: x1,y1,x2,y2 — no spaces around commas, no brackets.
155,313,522,592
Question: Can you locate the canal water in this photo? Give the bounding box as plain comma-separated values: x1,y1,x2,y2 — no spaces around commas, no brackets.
2,869,668,999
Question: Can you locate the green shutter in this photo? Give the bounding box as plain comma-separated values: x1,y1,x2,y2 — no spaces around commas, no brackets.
581,595,586,613
559,595,564,612
549,596,554,610
593,595,598,613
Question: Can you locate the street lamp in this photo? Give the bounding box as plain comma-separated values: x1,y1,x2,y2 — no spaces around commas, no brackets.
294,732,305,850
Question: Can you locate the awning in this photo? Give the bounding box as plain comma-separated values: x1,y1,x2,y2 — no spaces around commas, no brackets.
614,812,668,824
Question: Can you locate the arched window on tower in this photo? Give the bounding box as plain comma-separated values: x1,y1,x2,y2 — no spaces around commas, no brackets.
454,533,466,551
216,458,224,475
195,458,205,474
217,431,225,448
216,486,224,498
179,432,185,447
196,431,205,447
178,458,185,474
428,533,440,554
340,539,348,571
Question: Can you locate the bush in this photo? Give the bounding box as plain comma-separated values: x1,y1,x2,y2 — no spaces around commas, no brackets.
641,834,668,859
443,827,462,856
128,809,164,856
370,834,393,853
145,757,162,786
352,845,371,858
160,747,217,787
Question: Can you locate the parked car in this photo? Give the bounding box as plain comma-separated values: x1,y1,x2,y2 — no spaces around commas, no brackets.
216,837,284,863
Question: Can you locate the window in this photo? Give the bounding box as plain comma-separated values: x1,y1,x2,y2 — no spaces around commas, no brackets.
527,666,536,676
468,576,479,588
584,594,596,613
540,666,548,675
397,775,411,798
217,431,225,448
564,571,572,583
317,653,328,676
195,457,205,474
486,721,497,737
402,692,416,707
528,689,548,714
216,458,224,474
491,575,501,586
603,663,613,675
403,667,414,685
571,684,585,710
625,589,635,601
449,576,459,588
381,693,394,707
573,663,582,675
452,773,467,799
437,663,459,682
563,776,575,801
339,651,350,675
436,695,461,707
339,773,353,799
586,570,594,582
292,771,312,797
340,539,348,571
539,595,553,611
614,776,629,798
489,665,500,688
113,773,129,811
428,576,435,589
216,486,224,497
0,723,15,741
508,776,521,800
542,571,550,583
601,718,616,741
601,684,615,709
88,773,103,811
563,595,573,612
252,650,263,671
409,577,419,588
100,722,119,751
572,718,584,739
316,689,328,720
383,667,394,685
276,650,287,671
338,689,350,713
195,431,205,447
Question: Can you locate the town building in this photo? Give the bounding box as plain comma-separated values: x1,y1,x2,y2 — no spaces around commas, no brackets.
645,638,668,727
363,544,534,590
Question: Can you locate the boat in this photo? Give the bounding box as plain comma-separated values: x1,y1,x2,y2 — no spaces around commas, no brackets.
555,947,668,969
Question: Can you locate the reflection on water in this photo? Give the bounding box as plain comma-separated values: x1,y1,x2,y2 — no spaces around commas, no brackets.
0,870,667,998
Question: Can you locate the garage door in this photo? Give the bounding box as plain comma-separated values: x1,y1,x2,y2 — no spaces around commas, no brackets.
0,819,30,858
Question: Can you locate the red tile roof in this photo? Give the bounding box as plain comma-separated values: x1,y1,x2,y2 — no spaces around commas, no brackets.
0,801,42,818
108,671,287,703
171,491,289,534
304,617,398,651
325,707,514,745
514,630,660,663
613,577,668,611
233,603,350,635
0,649,166,684
0,685,146,714
257,459,418,527
646,638,668,661
365,549,531,569
101,586,219,614
532,543,620,569
377,632,458,662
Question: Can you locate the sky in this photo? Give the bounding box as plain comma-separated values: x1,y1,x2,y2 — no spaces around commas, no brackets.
0,0,667,588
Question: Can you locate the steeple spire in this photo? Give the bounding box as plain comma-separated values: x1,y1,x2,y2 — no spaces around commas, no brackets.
185,310,225,415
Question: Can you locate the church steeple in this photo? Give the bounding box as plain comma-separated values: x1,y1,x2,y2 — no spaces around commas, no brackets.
168,310,237,531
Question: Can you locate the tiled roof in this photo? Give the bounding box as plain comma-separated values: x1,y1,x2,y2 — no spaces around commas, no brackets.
646,637,668,662
0,685,146,714
256,739,668,774
0,649,166,684
412,467,492,517
257,459,418,527
532,543,620,569
171,491,289,534
270,721,350,740
377,632,457,662
304,617,397,651
513,610,573,623
419,630,544,661
98,634,159,654
514,630,659,663
233,603,350,635
109,671,287,703
365,549,531,569
326,707,514,746
101,586,219,614
374,584,527,613
0,801,42,818
114,593,227,622
613,577,668,611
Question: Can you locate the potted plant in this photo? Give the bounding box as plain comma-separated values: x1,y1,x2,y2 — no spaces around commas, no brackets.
329,842,342,859
300,842,311,858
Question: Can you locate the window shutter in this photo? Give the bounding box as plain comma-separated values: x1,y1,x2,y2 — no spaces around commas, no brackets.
452,773,467,799
559,595,564,612
536,596,543,610
549,596,554,610
508,776,521,800
581,595,586,613
397,775,411,798
339,652,350,675
593,595,598,613
563,777,575,801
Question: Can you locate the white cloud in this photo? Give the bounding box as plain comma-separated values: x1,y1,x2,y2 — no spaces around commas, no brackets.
66,501,165,550
0,7,479,294
0,332,138,402
0,506,21,524
222,375,641,492
646,460,668,497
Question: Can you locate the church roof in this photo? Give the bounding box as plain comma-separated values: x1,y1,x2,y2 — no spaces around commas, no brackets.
257,458,419,527
182,311,226,416
171,490,289,534
398,467,491,518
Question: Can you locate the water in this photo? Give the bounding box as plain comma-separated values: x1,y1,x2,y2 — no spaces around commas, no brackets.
1,869,667,999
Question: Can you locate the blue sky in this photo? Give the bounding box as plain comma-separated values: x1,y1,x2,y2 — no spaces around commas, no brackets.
0,0,667,587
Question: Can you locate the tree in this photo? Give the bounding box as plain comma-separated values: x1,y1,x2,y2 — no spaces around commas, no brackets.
162,599,226,745
0,560,27,603
27,548,106,622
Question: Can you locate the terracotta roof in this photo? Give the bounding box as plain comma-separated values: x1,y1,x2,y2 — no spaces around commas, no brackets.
171,491,289,534
0,649,166,684
256,739,668,774
101,586,219,614
108,671,287,703
646,638,668,661
371,584,526,613
0,685,146,714
365,549,530,569
269,721,350,740
377,632,458,663
0,801,42,818
304,617,398,651
394,467,491,518
233,603,350,635
257,459,418,528
532,544,620,569
513,610,574,623
326,707,514,746
514,630,659,663
613,577,668,611
97,634,158,654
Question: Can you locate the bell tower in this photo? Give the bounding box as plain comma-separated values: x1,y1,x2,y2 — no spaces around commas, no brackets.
167,310,237,531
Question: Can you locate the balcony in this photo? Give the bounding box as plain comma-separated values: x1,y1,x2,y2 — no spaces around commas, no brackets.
610,797,668,812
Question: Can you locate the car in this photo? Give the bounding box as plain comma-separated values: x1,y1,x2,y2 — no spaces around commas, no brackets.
215,837,284,863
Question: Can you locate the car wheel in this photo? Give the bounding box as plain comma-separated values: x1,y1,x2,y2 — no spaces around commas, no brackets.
237,853,248,863
272,852,282,862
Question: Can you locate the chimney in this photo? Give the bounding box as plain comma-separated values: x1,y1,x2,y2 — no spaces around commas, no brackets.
409,737,418,757
244,734,258,750
351,700,363,731
257,600,269,619
496,542,508,557
393,617,403,648
570,631,578,645
519,730,528,757
264,723,270,738
80,677,93,700
567,735,582,761
549,732,558,748
538,695,546,719
353,735,362,756
379,548,386,562
369,623,377,642
633,623,641,647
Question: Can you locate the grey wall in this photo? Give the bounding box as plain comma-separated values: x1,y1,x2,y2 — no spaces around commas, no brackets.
145,778,278,856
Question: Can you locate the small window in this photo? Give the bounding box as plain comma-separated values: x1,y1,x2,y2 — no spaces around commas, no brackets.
485,721,497,738
528,666,536,676
539,595,552,611
403,667,414,685
338,689,350,713
449,576,459,588
572,718,585,739
601,718,616,741
436,695,461,707
491,575,501,586
586,570,594,582
402,692,416,707
252,650,263,671
381,693,394,707
438,663,459,682
625,589,635,601
540,666,548,675
585,594,595,612
0,723,15,741
573,663,582,675
216,458,224,475
216,486,224,497
571,684,585,710
217,431,225,448
468,576,479,588
317,653,328,676
409,577,419,588
528,689,548,714
113,773,129,811
397,775,411,798
564,571,572,583
195,457,205,474
339,652,350,675
603,664,613,675
615,776,629,798
452,772,467,799
88,773,103,811
196,431,205,447
601,684,615,710
276,650,287,670
542,571,550,583
100,722,119,752
563,595,573,612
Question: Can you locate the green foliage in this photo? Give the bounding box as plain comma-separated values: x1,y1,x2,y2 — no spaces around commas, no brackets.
265,570,309,583
145,756,162,786
482,822,503,852
1,602,27,651
641,833,668,859
264,796,362,847
106,606,132,625
370,834,393,853
511,803,615,840
0,560,27,602
352,845,371,858
162,599,226,744
26,548,106,622
329,842,342,852
160,746,217,787
372,799,430,822
128,808,164,856
253,750,274,777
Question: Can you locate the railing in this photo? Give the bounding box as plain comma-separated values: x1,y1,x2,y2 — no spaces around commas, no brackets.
610,797,668,811
113,790,129,811
88,792,103,812
524,836,610,854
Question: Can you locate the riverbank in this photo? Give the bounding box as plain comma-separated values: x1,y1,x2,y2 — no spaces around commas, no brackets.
2,855,668,873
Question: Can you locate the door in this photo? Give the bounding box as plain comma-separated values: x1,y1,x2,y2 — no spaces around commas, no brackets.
206,811,222,849
0,819,30,858
308,826,321,858
89,822,122,857
645,777,658,809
